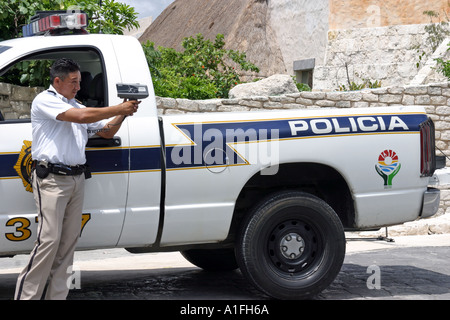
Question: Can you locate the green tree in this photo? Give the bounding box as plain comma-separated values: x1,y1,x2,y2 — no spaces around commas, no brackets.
73,0,139,34
143,34,260,99
418,7,450,78
0,0,139,88
436,49,450,80
0,0,139,40
0,0,42,40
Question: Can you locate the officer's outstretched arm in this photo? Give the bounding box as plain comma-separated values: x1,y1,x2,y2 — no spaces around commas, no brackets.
57,100,139,124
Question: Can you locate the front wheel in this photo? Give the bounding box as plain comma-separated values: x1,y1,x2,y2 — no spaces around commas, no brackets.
236,191,346,299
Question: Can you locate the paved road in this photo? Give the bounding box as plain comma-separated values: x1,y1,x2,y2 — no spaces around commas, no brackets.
0,234,449,302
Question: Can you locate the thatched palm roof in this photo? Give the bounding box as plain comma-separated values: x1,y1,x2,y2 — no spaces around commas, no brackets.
139,0,287,78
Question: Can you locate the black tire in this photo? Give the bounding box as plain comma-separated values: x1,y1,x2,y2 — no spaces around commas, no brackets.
236,191,346,299
181,248,239,271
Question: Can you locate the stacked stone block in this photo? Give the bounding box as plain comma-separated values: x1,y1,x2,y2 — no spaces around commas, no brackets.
0,83,44,120
313,24,449,90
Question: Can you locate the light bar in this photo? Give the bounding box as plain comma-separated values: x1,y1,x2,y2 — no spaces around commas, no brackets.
22,12,88,37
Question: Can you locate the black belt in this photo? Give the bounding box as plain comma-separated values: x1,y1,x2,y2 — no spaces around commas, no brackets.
32,160,89,176
50,163,87,176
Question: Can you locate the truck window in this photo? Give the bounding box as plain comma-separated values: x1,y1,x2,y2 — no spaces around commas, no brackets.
0,48,106,121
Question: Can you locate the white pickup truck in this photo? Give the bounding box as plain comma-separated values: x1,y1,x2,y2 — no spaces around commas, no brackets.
0,11,446,299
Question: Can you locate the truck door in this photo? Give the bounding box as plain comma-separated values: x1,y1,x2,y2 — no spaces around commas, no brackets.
111,36,162,247
0,44,129,254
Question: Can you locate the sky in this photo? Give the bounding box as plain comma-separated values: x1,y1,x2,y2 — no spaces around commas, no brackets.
118,0,176,19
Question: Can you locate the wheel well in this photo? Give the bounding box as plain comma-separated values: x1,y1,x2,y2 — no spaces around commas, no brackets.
228,163,355,241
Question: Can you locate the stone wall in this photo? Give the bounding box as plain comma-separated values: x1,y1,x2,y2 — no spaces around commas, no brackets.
313,24,450,91
158,82,450,134
0,83,44,120
266,0,449,75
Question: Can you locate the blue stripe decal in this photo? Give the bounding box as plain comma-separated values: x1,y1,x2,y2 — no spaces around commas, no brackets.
0,113,428,178
130,147,161,172
0,147,162,179
84,147,162,173
166,113,428,169
86,148,129,173
174,114,427,141
0,154,19,178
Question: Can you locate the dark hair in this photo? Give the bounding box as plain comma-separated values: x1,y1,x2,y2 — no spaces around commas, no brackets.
50,58,80,84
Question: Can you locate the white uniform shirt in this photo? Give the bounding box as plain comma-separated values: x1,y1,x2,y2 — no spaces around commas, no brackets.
31,85,108,166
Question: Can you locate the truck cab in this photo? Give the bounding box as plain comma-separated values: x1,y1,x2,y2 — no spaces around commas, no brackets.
0,25,162,254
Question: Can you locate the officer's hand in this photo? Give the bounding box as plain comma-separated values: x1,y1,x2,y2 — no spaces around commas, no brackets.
119,99,140,116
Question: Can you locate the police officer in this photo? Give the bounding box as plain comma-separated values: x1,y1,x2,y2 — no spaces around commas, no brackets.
15,58,139,300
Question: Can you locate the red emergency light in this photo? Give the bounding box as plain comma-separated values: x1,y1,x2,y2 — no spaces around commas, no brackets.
23,11,88,37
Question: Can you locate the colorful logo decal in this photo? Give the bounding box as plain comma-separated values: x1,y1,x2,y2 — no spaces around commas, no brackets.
375,149,401,188
14,140,33,193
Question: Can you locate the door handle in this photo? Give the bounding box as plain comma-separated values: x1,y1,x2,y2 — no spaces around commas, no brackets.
86,136,122,148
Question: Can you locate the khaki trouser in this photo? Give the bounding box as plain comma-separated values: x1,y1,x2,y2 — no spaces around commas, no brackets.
15,171,85,300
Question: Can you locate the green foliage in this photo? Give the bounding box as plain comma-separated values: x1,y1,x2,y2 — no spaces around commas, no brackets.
417,8,450,77
423,10,449,52
0,0,139,40
0,0,43,40
436,46,450,80
143,33,260,99
0,60,52,88
141,40,162,78
436,58,450,79
296,82,312,92
338,79,382,91
336,62,382,92
0,0,138,88
77,0,139,35
291,77,311,92
423,8,450,80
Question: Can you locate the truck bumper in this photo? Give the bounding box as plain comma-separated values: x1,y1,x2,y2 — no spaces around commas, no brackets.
429,167,450,186
421,187,440,218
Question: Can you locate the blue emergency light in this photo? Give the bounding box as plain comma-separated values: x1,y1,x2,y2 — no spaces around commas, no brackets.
22,11,88,37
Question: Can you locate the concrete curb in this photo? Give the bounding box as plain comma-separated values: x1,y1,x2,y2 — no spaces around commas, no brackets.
355,213,450,238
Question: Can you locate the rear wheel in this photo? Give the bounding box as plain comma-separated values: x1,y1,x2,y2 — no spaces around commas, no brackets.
236,191,346,299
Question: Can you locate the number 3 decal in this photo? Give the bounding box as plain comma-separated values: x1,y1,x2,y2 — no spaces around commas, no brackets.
5,214,91,242
5,217,31,241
